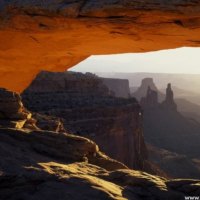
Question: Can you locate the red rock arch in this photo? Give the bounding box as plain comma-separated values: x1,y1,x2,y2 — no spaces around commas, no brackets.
1,1,200,92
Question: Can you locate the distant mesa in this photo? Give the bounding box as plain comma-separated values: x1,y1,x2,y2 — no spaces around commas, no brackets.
26,70,130,98
133,78,157,100
138,78,200,178
100,77,130,98
137,78,177,111
132,78,165,102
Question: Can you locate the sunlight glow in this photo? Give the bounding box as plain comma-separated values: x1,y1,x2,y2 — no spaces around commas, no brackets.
70,47,200,74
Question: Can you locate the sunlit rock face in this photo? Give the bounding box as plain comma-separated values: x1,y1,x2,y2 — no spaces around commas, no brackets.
1,1,200,92
0,88,36,129
22,71,148,170
1,127,200,199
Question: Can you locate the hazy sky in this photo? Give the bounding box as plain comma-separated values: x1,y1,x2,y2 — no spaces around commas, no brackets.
70,47,200,74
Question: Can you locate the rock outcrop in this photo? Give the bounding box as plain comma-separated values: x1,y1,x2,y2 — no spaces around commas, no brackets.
1,1,200,92
132,78,165,102
139,80,200,178
0,87,200,199
161,83,177,111
33,112,66,133
0,87,66,132
0,88,36,129
147,143,200,179
134,78,177,111
140,82,177,111
140,86,159,109
0,125,199,199
22,71,148,170
25,71,113,95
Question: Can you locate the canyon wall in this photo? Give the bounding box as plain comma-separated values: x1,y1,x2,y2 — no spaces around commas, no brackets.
22,71,147,170
0,88,199,199
137,79,200,178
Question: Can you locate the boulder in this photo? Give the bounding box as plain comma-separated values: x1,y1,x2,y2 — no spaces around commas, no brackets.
32,113,65,132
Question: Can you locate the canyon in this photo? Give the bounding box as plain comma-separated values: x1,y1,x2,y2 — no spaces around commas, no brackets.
22,71,200,179
134,78,200,178
22,71,148,171
1,1,200,198
0,84,200,199
1,1,200,92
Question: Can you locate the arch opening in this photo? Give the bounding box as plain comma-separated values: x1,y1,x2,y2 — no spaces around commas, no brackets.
68,47,200,178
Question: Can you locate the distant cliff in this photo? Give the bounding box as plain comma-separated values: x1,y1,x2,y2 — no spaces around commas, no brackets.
132,78,165,102
137,79,200,178
100,77,130,98
22,71,148,170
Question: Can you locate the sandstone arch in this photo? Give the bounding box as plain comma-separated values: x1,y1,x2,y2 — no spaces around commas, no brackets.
0,0,200,92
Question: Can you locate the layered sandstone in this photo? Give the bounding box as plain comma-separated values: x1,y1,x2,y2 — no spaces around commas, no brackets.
1,1,200,91
0,88,36,129
33,112,66,133
22,71,148,170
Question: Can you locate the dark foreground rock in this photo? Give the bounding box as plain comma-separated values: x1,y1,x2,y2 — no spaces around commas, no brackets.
0,88,37,130
0,127,200,200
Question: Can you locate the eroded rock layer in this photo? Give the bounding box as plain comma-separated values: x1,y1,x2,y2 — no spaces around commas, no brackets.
0,88,37,129
1,1,200,91
22,71,147,170
136,80,200,178
0,86,199,199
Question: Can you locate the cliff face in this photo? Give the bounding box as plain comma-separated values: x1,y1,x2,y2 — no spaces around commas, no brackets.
0,87,200,199
1,1,200,92
22,71,147,170
138,80,200,178
0,88,37,130
132,78,165,102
